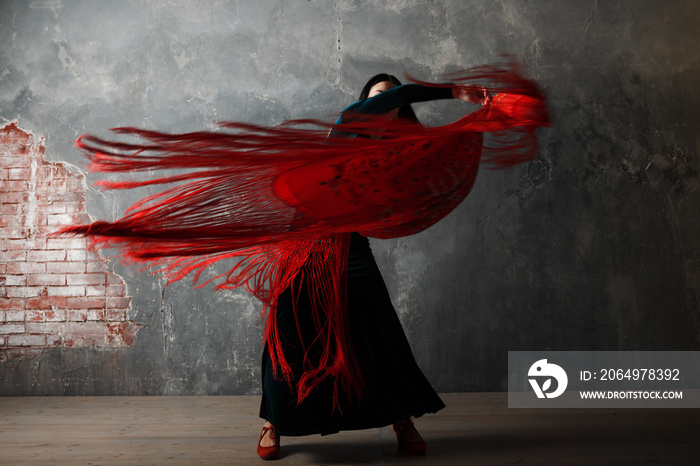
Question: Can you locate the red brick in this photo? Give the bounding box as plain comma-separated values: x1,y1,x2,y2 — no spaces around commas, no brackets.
26,297,62,310
0,311,4,323
6,262,46,274
66,297,105,309
24,310,66,322
87,261,109,273
6,167,32,180
26,310,45,322
2,192,30,203
106,274,124,285
22,322,55,335
47,286,85,297
0,214,25,227
42,203,67,214
86,250,102,261
66,178,86,191
0,157,31,168
4,275,27,286
107,322,138,346
46,262,86,274
27,250,66,262
86,285,106,297
1,227,30,239
107,310,126,322
66,274,106,286
67,310,87,322
44,310,67,322
7,143,32,155
0,323,25,334
46,214,77,226
73,212,91,224
106,285,126,297
46,237,87,250
37,165,67,179
35,219,54,236
73,206,91,217
64,203,84,214
0,299,25,310
6,249,30,263
0,133,24,144
0,204,24,215
36,178,67,191
5,310,26,322
5,238,45,250
27,274,66,286
107,297,131,309
66,250,87,261
7,335,47,347
86,310,105,321
0,347,29,358
6,286,44,298
2,250,27,261
1,180,29,191
39,192,84,203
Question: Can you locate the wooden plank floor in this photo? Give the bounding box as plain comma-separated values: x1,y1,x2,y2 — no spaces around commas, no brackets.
0,393,698,465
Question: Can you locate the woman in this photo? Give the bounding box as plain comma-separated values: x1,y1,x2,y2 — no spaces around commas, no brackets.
257,74,489,460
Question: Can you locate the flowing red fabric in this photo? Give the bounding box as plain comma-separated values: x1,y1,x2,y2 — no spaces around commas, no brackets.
59,61,549,411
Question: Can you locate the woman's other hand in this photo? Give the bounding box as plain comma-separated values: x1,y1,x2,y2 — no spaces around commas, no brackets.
452,85,491,106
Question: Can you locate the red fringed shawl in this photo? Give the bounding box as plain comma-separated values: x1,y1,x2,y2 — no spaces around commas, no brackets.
59,61,549,411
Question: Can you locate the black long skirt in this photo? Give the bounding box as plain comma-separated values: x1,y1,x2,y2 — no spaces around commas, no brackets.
259,233,445,436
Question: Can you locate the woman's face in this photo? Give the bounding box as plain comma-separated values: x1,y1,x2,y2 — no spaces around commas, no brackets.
368,80,396,97
368,80,399,119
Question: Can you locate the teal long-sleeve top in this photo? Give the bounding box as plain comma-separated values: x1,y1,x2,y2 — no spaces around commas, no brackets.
333,84,454,130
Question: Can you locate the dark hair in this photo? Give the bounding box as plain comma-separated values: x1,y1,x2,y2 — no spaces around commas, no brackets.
358,73,420,124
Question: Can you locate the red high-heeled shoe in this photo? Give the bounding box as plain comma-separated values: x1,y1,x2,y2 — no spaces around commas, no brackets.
257,424,280,461
393,419,427,455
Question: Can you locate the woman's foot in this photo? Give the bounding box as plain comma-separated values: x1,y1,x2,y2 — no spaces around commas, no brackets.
257,421,280,460
392,418,427,455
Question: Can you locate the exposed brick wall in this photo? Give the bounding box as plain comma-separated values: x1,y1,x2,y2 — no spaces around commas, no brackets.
1,122,138,359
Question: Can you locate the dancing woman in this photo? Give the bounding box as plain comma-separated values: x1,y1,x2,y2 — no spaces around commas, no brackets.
258,74,489,460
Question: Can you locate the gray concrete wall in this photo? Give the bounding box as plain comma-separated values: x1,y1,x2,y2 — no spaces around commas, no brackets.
1,0,699,395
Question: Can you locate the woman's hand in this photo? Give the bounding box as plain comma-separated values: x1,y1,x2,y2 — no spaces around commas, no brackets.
452,85,491,106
